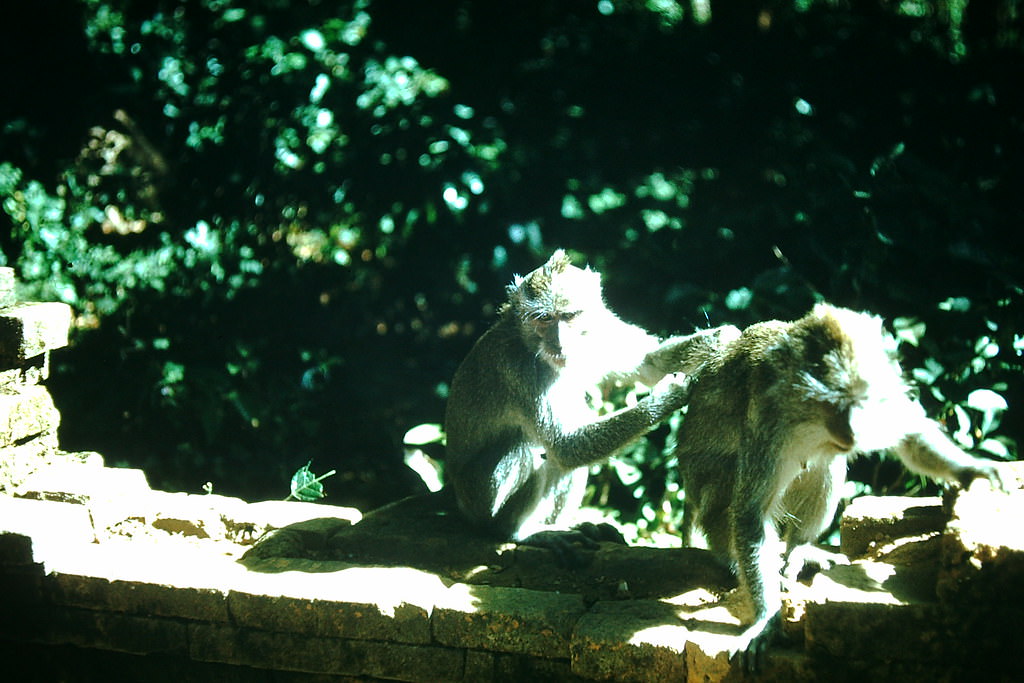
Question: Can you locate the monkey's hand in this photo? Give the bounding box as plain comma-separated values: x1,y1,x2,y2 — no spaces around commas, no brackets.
638,325,740,386
960,461,1008,493
643,372,693,418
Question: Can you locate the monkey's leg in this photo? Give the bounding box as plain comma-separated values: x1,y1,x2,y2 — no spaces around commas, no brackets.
515,467,613,567
781,458,850,581
731,506,785,673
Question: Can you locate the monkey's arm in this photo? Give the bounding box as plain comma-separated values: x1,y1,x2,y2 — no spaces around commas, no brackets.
638,325,741,386
894,420,1006,490
540,373,692,469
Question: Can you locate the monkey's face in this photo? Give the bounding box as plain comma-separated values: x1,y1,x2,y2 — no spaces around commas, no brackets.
530,310,580,369
512,264,605,371
805,305,921,453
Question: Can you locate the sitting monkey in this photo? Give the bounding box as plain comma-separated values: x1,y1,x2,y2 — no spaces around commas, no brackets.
445,249,738,558
673,302,1004,671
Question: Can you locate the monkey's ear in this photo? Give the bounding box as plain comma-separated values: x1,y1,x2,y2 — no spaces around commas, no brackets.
545,249,573,274
505,274,526,301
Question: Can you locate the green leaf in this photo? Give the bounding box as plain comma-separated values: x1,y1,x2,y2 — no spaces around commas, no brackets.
289,461,335,502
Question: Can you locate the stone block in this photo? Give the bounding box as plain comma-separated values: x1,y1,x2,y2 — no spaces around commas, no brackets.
0,302,72,366
228,592,319,635
0,267,13,308
840,495,945,558
0,532,47,618
18,460,149,505
568,592,816,683
0,431,60,494
492,651,577,681
0,496,96,560
116,492,362,546
48,572,230,623
0,351,49,389
805,599,942,662
189,623,464,681
0,384,60,448
0,531,35,566
938,468,1024,602
570,600,689,682
230,565,443,644
433,583,585,659
45,606,189,655
803,561,943,661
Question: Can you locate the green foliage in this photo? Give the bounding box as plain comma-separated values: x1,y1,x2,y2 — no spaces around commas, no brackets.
287,461,336,502
1,0,1020,520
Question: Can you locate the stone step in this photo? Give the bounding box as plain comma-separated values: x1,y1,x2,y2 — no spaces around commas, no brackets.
0,301,72,367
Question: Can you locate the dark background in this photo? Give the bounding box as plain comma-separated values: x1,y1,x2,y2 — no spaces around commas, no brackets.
1,1,1020,531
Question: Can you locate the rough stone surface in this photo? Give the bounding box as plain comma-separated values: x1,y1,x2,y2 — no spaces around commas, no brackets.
18,459,149,505
49,572,231,623
0,351,49,389
189,622,464,681
1,447,1023,681
45,606,190,656
0,384,60,448
803,566,944,661
230,566,443,644
242,491,735,601
1,474,1022,681
0,301,72,365
0,431,61,493
433,582,586,659
0,267,14,308
570,599,691,682
840,495,946,558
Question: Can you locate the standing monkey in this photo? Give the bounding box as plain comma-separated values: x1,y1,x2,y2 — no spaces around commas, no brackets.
674,303,1004,670
445,250,737,556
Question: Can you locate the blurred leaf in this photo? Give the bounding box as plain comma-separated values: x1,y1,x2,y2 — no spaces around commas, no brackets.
892,317,926,347
977,438,1010,460
966,388,1008,437
403,423,445,446
403,448,443,492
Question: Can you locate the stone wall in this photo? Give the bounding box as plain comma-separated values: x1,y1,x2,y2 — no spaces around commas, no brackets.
0,267,67,494
1,271,1022,682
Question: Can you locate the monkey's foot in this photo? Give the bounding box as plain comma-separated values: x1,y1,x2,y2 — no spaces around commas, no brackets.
518,527,610,568
733,613,781,674
783,544,849,582
574,521,626,545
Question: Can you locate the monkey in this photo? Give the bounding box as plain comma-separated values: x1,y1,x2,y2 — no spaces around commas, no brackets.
444,249,739,560
672,302,1005,671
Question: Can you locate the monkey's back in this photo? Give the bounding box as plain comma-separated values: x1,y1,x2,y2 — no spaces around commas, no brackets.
677,318,792,450
674,320,796,530
444,316,553,523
